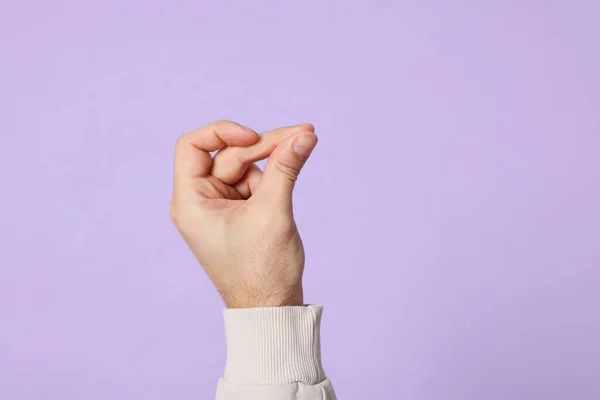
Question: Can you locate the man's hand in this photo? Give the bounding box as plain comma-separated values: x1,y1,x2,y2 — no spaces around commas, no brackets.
170,120,318,308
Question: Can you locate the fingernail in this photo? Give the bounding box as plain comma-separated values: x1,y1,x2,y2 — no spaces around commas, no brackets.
293,133,318,157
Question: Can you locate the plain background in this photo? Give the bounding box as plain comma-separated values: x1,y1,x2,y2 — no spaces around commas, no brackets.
1,1,599,399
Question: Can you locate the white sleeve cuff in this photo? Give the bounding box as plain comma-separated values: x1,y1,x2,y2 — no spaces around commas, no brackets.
222,305,326,385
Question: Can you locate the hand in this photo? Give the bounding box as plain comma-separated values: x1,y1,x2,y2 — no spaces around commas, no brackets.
170,120,318,308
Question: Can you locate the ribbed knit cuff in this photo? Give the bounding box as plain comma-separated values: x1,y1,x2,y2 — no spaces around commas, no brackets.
222,305,326,385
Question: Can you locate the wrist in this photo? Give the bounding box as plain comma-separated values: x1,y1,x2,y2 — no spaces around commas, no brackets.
223,285,303,309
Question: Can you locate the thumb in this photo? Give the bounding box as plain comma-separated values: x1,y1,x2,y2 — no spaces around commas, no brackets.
255,131,318,209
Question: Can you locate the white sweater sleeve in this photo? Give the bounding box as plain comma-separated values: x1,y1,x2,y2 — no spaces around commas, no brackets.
216,305,337,400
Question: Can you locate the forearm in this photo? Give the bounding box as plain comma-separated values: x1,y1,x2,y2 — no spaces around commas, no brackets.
216,305,336,400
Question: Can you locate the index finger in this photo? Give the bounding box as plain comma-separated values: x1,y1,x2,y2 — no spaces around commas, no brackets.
211,123,315,184
173,120,259,180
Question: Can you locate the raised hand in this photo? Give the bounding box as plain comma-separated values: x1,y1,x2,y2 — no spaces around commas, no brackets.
170,120,318,308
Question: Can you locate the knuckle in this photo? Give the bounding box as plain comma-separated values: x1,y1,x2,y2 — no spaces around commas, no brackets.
169,203,180,225
211,119,238,131
274,159,300,182
175,134,191,152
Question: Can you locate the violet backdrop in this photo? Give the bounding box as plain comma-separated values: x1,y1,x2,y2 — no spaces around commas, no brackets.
1,1,599,399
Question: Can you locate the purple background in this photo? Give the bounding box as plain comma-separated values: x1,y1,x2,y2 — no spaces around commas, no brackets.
1,1,599,399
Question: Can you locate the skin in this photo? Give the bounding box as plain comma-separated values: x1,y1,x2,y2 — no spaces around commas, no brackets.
170,120,318,308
